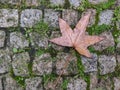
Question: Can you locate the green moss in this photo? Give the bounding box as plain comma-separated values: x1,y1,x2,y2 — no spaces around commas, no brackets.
87,24,112,35
61,79,69,90
75,51,90,90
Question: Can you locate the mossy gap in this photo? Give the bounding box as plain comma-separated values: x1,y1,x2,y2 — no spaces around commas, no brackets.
75,51,90,90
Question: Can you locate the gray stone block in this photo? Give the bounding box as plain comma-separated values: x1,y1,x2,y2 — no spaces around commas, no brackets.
0,30,5,48
44,9,60,28
20,9,42,27
4,77,24,90
25,77,43,90
0,0,21,5
114,77,120,90
81,54,98,73
67,78,87,90
62,9,78,26
68,0,81,8
98,10,114,25
82,9,96,27
10,32,29,49
116,36,120,49
0,48,11,74
93,31,115,51
88,0,108,4
50,0,65,6
55,52,78,75
0,9,18,27
25,0,40,6
33,53,52,75
98,55,116,75
29,32,48,49
12,52,30,76
44,77,63,90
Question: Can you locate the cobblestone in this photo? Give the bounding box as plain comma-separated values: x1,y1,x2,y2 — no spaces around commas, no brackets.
0,9,18,27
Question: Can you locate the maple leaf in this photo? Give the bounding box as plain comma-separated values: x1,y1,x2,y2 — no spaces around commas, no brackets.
49,11,104,58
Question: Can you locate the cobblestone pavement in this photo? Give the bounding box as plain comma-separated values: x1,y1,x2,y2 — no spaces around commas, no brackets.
0,0,120,90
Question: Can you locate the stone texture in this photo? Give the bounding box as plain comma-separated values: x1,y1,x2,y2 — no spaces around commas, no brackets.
92,77,112,90
50,0,65,6
0,78,2,90
98,55,116,75
115,0,120,6
88,0,108,4
44,77,63,90
117,55,120,64
67,78,87,90
26,0,40,6
116,36,120,49
50,31,64,51
68,0,81,8
25,77,43,90
0,48,11,74
12,52,30,76
29,32,48,49
0,9,18,27
116,21,120,30
44,9,60,28
90,72,98,90
0,30,5,47
93,31,115,51
62,9,78,26
4,76,24,90
82,9,96,27
98,10,114,25
10,32,29,49
55,52,78,75
33,53,52,75
20,9,42,27
0,0,21,5
114,77,120,90
81,54,98,73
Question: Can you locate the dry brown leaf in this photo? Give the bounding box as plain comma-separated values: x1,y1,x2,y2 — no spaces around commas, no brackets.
49,11,104,58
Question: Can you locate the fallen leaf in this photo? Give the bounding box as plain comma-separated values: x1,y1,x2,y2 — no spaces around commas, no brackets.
49,11,104,58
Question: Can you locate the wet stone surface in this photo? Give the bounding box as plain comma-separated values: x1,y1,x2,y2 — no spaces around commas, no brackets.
98,10,114,25
81,54,98,73
33,53,52,75
0,30,6,48
44,9,61,28
44,77,63,90
0,49,11,74
67,78,87,90
88,0,108,4
20,9,42,27
62,9,78,26
68,0,81,8
114,77,120,90
25,77,43,90
0,9,18,27
50,0,65,6
93,31,115,51
3,76,24,90
12,52,30,76
10,32,29,49
29,32,48,49
55,52,78,75
98,55,116,75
